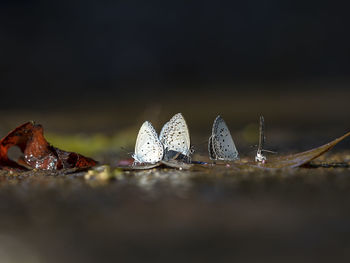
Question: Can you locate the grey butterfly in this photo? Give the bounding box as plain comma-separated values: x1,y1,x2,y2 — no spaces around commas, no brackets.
208,115,239,161
255,116,267,163
132,121,164,164
159,113,191,161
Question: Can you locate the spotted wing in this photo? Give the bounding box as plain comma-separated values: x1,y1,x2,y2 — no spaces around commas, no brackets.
159,113,191,156
209,115,239,161
133,121,164,164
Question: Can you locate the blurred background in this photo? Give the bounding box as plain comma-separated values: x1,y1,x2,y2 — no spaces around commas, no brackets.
1,0,350,99
1,0,349,155
1,1,350,263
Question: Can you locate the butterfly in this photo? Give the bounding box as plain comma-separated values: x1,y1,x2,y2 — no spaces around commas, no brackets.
255,116,267,163
132,121,164,164
208,115,239,161
133,113,192,165
159,113,192,161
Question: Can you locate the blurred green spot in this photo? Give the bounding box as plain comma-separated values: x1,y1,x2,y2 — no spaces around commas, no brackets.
242,123,259,144
46,127,138,156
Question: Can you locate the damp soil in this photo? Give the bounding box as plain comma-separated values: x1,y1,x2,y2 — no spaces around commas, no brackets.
1,156,350,263
2,148,350,263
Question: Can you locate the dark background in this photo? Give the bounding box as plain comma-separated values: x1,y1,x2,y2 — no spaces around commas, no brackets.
1,0,349,110
0,0,349,150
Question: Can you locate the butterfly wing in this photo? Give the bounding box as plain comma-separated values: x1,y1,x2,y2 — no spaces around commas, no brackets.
208,135,217,160
159,113,191,156
210,115,239,161
258,115,265,154
256,115,267,162
133,121,164,164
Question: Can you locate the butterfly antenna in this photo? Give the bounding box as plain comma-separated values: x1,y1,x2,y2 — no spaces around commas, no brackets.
120,146,133,156
262,149,277,154
246,144,258,155
194,140,210,147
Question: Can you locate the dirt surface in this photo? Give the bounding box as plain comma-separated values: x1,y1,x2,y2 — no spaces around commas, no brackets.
1,156,350,263
1,88,350,263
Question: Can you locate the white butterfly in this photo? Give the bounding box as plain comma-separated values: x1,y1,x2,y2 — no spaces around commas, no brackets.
132,121,164,164
208,115,239,161
159,113,191,160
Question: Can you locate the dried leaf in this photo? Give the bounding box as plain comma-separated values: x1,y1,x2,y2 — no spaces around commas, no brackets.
234,131,350,169
0,122,97,171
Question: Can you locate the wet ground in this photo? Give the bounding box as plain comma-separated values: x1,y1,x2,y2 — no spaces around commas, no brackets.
1,87,350,262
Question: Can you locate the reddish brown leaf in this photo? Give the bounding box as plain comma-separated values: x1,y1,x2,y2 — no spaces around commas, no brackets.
0,122,97,171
